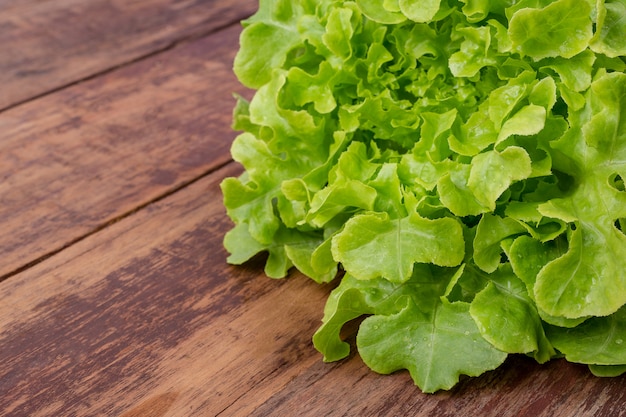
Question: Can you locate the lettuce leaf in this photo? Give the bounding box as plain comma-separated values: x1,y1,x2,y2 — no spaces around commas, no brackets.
223,0,626,392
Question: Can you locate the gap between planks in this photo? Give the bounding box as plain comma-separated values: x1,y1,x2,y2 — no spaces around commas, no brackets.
0,18,250,283
0,161,332,417
0,158,237,284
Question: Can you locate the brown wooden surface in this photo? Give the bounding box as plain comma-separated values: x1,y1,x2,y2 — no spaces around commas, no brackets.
0,0,257,111
1,1,625,416
0,19,252,280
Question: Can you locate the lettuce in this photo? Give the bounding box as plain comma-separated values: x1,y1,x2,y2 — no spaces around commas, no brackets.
222,0,626,392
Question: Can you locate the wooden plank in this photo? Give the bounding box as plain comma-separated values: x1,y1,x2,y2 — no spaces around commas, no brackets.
1,162,625,416
0,163,331,416
244,346,626,416
0,0,257,110
0,23,250,279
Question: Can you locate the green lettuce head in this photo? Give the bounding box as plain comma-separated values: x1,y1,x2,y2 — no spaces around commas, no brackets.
222,0,626,392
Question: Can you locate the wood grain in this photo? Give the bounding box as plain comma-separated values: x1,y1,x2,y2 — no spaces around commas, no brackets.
3,2,626,416
1,163,625,416
0,23,250,280
0,0,257,110
0,163,330,416
246,346,626,417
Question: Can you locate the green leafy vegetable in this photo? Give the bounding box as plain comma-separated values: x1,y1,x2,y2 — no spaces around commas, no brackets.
223,0,626,392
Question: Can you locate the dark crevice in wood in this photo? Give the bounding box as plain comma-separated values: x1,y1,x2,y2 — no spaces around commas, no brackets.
0,11,253,282
0,157,237,284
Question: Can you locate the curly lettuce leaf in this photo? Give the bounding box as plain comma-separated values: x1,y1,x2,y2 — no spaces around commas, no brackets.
331,211,465,283
314,267,506,393
504,235,589,328
473,214,526,273
547,306,626,365
589,364,626,377
590,0,626,57
508,0,593,60
469,265,555,363
312,266,453,361
358,299,507,393
535,72,626,319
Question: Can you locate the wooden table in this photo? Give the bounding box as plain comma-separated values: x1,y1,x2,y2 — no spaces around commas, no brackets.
1,1,625,416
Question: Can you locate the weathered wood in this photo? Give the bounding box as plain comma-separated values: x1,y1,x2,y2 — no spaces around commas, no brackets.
0,163,330,416
0,23,250,279
0,0,257,110
3,2,626,416
245,346,626,416
1,163,625,416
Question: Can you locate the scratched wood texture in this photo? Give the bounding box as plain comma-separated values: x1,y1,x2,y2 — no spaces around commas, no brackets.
0,0,257,110
1,1,626,416
0,18,253,280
